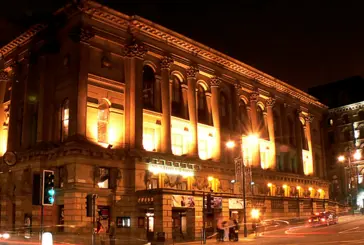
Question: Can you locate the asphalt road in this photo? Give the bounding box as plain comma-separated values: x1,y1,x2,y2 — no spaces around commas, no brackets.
233,215,364,245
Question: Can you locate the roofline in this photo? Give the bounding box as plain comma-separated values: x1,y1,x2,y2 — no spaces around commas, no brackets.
329,100,364,114
0,0,327,110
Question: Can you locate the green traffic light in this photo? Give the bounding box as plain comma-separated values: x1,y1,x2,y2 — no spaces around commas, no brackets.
48,189,55,196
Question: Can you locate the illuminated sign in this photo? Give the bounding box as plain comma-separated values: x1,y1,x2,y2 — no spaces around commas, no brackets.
148,164,194,177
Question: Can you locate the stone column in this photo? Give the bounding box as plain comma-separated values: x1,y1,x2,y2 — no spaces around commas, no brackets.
154,194,173,241
234,81,242,133
249,92,260,168
205,92,212,125
181,84,189,119
186,196,203,240
123,39,147,149
186,66,199,156
266,98,276,170
154,75,162,113
7,62,27,152
295,110,304,175
160,56,173,153
0,71,9,153
210,76,221,161
305,114,314,175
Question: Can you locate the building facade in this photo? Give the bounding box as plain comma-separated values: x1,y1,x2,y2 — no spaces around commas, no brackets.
310,77,364,206
0,1,331,241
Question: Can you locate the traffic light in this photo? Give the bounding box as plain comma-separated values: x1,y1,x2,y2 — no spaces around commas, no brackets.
42,170,55,206
206,193,214,213
86,194,93,217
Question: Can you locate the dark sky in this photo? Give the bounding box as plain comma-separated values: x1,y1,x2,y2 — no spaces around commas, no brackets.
1,0,364,91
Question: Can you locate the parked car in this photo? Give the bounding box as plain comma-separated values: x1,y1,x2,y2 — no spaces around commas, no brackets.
308,211,338,227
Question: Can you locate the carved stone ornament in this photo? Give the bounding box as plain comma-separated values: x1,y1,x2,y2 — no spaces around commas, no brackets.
234,80,242,91
123,38,147,58
250,91,259,102
266,97,276,107
101,56,112,68
0,70,10,82
69,26,95,43
160,56,173,70
305,114,314,123
3,105,10,128
210,76,221,87
186,65,199,78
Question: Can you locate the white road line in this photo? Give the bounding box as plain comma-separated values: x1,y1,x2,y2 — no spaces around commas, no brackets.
339,226,359,234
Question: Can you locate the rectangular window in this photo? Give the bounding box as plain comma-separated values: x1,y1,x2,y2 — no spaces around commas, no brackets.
98,168,110,189
117,217,131,228
143,127,156,151
59,166,65,188
198,139,208,160
147,178,158,190
62,107,69,141
172,134,183,156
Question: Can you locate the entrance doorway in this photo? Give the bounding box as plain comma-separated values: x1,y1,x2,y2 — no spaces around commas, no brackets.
172,209,187,241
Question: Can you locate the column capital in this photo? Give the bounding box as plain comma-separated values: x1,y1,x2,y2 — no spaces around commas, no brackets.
0,70,11,82
250,91,259,102
210,76,221,87
186,65,199,79
305,114,314,123
295,109,303,117
234,80,242,93
123,38,147,58
160,56,174,70
266,97,276,107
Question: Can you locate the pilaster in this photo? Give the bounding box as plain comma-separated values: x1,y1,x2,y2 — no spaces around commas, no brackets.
249,92,260,168
210,76,221,161
154,194,173,240
186,65,199,156
295,109,304,175
160,56,173,153
266,97,276,170
305,114,315,176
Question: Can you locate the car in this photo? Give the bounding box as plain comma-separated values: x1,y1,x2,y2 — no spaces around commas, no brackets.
308,211,338,227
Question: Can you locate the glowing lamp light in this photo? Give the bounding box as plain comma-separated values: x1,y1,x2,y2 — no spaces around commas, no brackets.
267,183,272,187
230,179,236,184
354,150,361,160
251,209,260,219
318,189,322,193
309,187,313,191
226,141,235,149
282,185,287,189
208,176,214,182
246,135,259,145
297,186,301,190
338,155,345,162
42,232,53,245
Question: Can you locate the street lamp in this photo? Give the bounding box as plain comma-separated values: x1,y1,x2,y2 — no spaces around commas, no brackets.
226,135,257,238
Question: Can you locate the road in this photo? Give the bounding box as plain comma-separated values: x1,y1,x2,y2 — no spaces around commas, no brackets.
225,215,364,245
2,215,364,245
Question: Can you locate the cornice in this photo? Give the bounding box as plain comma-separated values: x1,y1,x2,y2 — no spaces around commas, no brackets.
0,0,327,110
328,101,364,114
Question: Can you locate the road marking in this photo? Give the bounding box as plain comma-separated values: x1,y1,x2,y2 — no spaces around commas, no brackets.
339,226,359,233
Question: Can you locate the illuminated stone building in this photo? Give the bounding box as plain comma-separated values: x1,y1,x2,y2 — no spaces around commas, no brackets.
0,1,333,241
310,77,364,206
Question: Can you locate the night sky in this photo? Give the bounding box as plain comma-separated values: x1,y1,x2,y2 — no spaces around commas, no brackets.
1,0,364,91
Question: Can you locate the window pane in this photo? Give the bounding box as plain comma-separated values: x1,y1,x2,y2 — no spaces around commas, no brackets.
143,128,155,151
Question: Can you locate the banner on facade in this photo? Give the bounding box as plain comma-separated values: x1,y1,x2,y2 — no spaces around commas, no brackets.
172,195,195,208
229,198,244,209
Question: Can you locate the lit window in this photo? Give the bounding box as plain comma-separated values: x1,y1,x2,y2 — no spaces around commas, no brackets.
172,134,183,155
198,139,208,160
143,127,156,151
143,65,156,111
328,119,334,126
61,99,69,141
118,217,131,228
98,99,110,143
260,146,269,169
147,178,158,189
97,168,109,189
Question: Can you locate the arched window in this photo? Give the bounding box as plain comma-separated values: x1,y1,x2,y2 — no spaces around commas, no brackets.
288,117,295,146
197,84,208,124
98,99,110,143
171,75,183,117
359,111,364,121
142,65,155,110
220,92,229,129
61,99,69,142
257,106,268,139
342,127,351,141
239,100,249,134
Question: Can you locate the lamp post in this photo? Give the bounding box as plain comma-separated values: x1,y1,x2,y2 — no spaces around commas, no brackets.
338,149,361,209
226,134,258,238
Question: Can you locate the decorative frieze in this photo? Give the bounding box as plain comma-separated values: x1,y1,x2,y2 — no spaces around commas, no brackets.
210,76,221,87
266,97,276,107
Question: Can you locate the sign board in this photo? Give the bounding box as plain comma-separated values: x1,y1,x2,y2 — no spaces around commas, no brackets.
229,198,244,209
172,195,195,208
212,197,222,209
